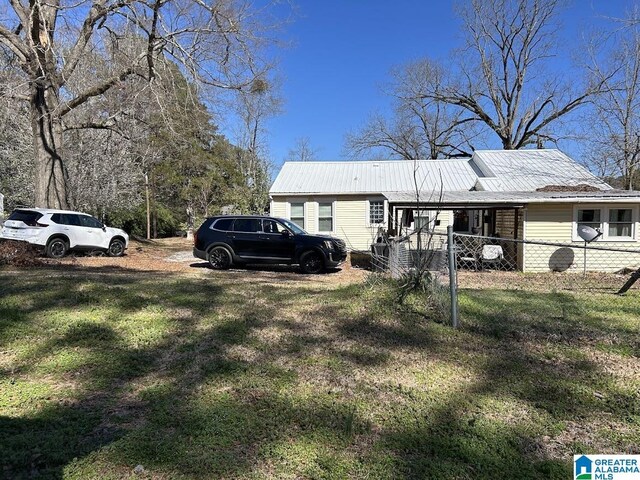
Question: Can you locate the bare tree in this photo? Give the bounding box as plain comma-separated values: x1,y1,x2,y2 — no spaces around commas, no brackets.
346,60,476,160
0,0,282,208
65,128,143,216
586,21,640,190
285,136,319,161
425,0,605,150
0,49,33,209
0,97,33,209
233,77,282,213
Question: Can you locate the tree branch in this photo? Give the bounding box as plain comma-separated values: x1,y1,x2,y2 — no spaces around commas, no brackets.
61,0,132,85
8,0,29,29
0,24,29,61
58,66,137,116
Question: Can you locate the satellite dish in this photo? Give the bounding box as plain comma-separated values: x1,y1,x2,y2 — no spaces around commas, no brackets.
577,225,602,243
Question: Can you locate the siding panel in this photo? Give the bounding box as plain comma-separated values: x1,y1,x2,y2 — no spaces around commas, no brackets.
524,203,640,272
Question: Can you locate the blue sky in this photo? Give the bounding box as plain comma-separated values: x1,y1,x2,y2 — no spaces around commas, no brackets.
245,1,637,168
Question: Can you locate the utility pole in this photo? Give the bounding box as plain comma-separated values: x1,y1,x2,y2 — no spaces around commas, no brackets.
144,172,151,240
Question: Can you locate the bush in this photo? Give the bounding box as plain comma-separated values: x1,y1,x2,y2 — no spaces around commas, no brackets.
107,203,181,238
0,240,43,266
396,270,450,322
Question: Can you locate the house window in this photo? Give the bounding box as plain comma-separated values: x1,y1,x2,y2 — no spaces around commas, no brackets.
608,208,633,238
577,208,602,232
414,210,430,231
318,202,334,232
369,200,384,224
573,206,636,241
290,202,305,228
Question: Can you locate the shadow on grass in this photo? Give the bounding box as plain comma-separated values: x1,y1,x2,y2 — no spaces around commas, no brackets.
0,271,638,478
189,261,344,276
0,270,358,478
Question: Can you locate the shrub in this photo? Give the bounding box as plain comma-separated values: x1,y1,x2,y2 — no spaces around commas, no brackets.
396,270,450,322
107,203,181,238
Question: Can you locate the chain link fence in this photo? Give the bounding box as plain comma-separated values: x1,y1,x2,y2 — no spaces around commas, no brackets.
367,228,640,328
369,230,454,324
452,232,640,293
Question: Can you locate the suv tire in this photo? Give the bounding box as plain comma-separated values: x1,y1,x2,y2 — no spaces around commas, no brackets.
299,250,324,274
107,238,126,257
46,237,68,259
208,246,233,270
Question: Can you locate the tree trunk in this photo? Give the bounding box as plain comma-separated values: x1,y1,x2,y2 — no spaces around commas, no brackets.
31,82,69,209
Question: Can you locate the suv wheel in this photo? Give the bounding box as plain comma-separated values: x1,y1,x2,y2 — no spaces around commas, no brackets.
46,237,68,259
107,238,126,257
299,250,324,274
208,246,232,270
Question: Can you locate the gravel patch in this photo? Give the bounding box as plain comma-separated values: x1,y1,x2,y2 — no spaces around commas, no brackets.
165,251,197,263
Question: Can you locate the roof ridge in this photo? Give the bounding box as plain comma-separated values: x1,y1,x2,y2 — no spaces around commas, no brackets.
473,148,561,153
282,158,471,165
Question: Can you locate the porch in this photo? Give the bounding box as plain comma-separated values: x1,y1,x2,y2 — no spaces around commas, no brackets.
383,193,526,271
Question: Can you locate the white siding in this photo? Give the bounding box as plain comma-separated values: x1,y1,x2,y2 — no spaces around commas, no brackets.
270,199,287,218
523,203,640,272
271,195,386,250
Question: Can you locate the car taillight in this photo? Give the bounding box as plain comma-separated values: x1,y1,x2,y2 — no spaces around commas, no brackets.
24,220,43,227
193,229,198,246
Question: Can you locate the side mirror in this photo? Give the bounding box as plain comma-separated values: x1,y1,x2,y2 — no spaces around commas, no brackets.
282,229,291,238
102,226,107,232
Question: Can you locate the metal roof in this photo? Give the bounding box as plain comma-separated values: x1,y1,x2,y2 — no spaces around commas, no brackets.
472,149,612,191
270,149,611,196
384,190,640,206
270,159,478,194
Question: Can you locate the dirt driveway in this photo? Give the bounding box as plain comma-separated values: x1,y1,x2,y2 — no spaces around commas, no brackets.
43,237,367,286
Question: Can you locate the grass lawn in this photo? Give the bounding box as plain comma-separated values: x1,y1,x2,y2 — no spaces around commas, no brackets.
0,261,638,479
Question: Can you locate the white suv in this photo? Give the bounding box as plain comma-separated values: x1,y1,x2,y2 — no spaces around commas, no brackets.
0,208,129,258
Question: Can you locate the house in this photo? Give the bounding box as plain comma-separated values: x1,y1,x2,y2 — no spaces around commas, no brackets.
269,149,640,272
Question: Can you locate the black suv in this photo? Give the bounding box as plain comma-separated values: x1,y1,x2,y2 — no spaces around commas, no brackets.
193,216,347,274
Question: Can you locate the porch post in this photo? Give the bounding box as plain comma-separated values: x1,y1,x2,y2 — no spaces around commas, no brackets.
394,206,400,236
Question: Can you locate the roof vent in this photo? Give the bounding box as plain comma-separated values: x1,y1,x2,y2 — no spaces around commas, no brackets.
372,163,380,167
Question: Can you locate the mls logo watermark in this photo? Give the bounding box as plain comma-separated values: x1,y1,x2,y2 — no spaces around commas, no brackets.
574,455,640,480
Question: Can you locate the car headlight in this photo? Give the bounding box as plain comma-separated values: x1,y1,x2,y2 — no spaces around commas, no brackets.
323,240,334,250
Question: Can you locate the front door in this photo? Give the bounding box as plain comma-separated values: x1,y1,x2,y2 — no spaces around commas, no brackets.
453,209,482,233
77,214,110,248
261,219,296,259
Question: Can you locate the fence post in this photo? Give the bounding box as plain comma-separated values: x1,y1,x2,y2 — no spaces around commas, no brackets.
447,225,459,328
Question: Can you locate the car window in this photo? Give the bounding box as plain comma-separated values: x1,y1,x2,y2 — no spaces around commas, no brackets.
51,213,77,226
79,215,103,228
65,214,82,226
212,218,233,231
280,219,306,235
8,210,42,225
263,220,286,234
232,218,261,233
